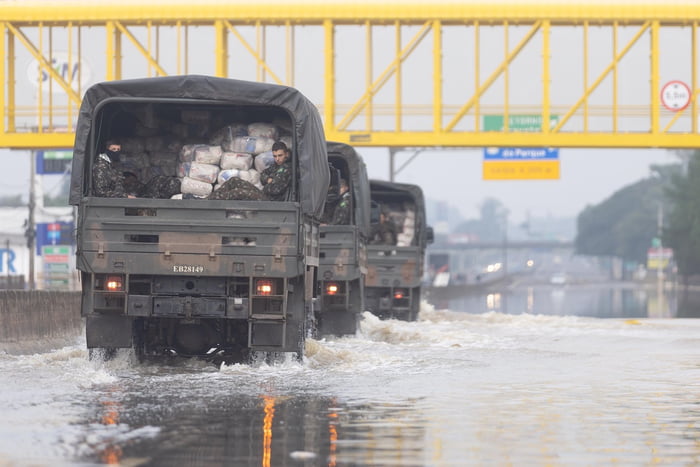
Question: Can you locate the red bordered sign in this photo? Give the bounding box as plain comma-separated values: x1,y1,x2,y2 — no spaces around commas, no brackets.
660,80,692,112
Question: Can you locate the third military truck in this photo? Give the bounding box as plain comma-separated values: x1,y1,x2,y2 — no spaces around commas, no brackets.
365,180,434,321
69,75,329,363
315,142,370,336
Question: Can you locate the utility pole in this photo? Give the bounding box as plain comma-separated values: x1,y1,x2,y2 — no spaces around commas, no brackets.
657,203,664,315
27,151,36,290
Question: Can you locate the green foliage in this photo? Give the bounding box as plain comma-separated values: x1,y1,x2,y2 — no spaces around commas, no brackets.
663,151,700,277
575,165,675,263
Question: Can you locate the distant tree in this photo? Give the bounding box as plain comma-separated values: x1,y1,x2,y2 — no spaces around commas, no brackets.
0,194,24,207
576,165,675,264
456,197,508,241
663,151,700,281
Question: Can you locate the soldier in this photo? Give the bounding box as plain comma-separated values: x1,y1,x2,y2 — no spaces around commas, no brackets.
370,209,398,245
208,177,266,200
261,141,292,201
93,140,135,198
329,178,351,225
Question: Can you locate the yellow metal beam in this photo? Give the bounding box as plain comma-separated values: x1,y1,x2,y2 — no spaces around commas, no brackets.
114,21,167,77
325,131,700,149
336,21,431,131
445,21,542,132
224,20,284,85
0,2,699,150
2,1,700,23
6,22,82,105
551,22,650,134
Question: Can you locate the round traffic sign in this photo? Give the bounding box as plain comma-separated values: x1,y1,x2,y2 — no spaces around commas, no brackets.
660,80,692,112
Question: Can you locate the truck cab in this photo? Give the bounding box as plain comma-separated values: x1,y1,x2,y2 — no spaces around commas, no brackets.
315,142,370,336
69,76,329,363
365,180,434,321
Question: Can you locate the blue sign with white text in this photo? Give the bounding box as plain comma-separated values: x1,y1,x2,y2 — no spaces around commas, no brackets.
483,147,559,160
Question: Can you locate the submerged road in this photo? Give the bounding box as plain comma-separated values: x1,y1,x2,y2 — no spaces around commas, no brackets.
1,300,699,465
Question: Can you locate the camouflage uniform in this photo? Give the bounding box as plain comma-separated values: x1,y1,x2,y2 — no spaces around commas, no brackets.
93,154,128,197
261,161,292,201
140,176,181,199
330,190,352,225
124,172,181,199
208,177,266,201
370,217,398,245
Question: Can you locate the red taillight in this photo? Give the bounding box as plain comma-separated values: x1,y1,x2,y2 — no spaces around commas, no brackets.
326,283,339,295
393,289,405,299
256,279,274,295
106,275,124,291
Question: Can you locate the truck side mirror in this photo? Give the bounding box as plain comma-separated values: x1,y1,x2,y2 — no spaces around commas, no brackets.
426,226,435,244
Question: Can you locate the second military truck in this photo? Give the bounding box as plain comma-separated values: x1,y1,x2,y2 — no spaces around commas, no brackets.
69,75,329,363
315,142,370,336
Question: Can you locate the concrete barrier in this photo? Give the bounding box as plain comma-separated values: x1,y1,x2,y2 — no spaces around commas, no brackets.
0,290,82,353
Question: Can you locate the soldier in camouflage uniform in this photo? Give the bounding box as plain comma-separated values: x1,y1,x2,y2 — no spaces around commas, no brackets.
208,177,266,201
93,140,134,198
329,178,352,225
369,210,398,245
261,141,292,201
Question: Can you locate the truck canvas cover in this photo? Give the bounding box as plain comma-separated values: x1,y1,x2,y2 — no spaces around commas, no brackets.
369,179,428,245
326,142,371,237
69,75,329,218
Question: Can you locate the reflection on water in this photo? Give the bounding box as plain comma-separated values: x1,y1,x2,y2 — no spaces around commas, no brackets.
428,282,700,318
2,304,700,465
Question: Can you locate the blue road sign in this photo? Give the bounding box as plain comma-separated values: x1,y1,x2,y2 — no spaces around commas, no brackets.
483,147,559,160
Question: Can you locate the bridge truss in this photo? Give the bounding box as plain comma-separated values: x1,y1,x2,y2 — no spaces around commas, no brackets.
1,1,700,149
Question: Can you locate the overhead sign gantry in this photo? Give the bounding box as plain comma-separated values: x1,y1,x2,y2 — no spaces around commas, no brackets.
1,0,700,149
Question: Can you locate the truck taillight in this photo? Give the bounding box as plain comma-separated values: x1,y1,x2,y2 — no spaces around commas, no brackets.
256,279,274,296
393,289,406,299
106,275,124,292
325,283,339,295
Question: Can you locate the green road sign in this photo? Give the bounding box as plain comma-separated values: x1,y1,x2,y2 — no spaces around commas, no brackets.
483,114,560,132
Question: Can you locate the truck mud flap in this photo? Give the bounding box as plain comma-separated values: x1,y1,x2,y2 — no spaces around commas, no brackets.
249,320,286,348
86,315,133,348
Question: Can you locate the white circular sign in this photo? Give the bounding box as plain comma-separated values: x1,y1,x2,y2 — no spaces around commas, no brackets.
26,51,92,95
660,80,691,112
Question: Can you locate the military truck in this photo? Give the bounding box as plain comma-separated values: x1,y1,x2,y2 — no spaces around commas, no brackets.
69,76,329,363
365,180,434,321
315,142,371,336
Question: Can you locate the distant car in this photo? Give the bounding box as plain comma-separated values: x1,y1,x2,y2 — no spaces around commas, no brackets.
550,273,567,285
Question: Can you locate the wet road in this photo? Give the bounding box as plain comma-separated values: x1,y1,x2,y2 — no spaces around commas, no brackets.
1,296,700,465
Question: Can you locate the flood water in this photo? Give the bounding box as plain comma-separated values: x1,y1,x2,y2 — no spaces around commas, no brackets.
1,283,699,466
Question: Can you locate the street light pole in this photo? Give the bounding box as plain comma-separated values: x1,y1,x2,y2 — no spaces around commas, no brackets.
27,151,36,290
657,203,664,315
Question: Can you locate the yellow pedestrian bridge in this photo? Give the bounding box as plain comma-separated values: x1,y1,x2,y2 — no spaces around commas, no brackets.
1,0,700,149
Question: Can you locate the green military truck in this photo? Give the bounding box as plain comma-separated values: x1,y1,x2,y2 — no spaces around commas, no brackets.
365,180,434,321
315,142,371,336
69,76,329,363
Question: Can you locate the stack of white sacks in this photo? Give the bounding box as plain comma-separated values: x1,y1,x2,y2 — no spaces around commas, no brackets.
119,122,292,199
397,204,416,246
177,122,292,198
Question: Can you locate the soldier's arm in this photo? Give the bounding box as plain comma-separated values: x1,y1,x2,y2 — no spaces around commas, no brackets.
265,167,291,197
